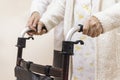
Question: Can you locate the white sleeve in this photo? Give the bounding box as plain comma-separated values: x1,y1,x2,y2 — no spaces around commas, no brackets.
40,0,65,31
30,0,52,16
94,2,120,33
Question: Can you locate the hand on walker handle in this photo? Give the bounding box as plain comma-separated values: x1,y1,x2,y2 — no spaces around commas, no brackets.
26,12,47,36
83,16,103,37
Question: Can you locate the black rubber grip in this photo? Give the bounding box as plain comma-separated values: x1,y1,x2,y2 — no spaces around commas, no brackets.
28,25,48,33
42,26,48,32
78,24,83,32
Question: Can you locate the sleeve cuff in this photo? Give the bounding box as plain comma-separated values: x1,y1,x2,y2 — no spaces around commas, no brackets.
30,8,44,16
40,17,55,31
93,12,116,33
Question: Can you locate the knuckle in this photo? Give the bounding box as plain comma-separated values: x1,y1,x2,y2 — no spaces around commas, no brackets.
92,35,96,38
83,27,88,31
83,31,86,34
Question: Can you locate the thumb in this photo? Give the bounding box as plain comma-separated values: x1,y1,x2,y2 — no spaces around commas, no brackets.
37,22,44,34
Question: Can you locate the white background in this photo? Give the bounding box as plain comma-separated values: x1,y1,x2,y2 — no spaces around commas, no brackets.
0,0,54,79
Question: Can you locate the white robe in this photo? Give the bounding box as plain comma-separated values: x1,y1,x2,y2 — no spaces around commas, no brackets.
40,0,120,80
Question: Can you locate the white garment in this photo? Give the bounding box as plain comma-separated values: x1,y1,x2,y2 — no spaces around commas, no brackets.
30,0,52,16
30,0,64,50
71,0,99,80
40,0,120,80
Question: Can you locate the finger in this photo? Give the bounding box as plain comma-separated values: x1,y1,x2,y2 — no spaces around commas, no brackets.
83,20,90,35
28,17,37,31
37,23,42,34
27,16,34,27
86,20,94,36
88,27,95,37
92,28,98,37
35,28,47,35
86,29,92,36
27,32,34,36
33,17,39,27
41,29,47,34
90,23,99,37
94,30,100,37
94,24,103,37
39,29,47,35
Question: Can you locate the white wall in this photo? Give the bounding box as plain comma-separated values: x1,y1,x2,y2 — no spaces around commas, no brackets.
0,0,54,80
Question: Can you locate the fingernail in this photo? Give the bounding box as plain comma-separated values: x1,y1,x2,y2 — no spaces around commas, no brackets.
33,24,36,27
38,30,41,33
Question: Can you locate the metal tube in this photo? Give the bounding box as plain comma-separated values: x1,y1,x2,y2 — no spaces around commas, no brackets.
64,25,83,80
20,27,31,38
65,26,81,41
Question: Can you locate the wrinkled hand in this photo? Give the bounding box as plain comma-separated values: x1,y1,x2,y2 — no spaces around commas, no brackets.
27,12,46,36
83,16,103,37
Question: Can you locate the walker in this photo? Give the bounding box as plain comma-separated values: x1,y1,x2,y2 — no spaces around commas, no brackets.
14,24,84,80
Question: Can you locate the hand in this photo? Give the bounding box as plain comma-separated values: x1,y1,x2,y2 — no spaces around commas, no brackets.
27,21,47,36
26,12,47,35
33,21,47,35
27,12,40,36
83,16,103,37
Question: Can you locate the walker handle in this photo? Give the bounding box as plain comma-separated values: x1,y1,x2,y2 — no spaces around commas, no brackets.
20,25,47,38
20,27,31,38
65,24,83,41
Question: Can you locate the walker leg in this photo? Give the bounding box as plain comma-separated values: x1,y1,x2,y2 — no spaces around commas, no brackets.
53,50,63,80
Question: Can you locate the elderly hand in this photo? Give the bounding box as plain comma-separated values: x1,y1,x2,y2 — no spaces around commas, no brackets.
27,12,47,36
83,16,103,37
